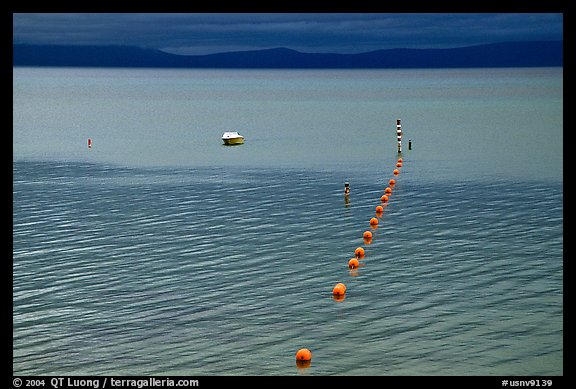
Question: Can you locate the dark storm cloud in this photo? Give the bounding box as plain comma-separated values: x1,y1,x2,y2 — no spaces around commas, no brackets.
13,13,563,54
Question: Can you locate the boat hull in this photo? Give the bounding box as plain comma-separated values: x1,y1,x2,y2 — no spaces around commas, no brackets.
222,137,244,145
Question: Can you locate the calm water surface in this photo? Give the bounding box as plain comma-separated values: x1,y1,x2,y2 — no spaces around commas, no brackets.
13,67,563,375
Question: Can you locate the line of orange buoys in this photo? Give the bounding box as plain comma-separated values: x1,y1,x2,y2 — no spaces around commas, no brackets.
345,156,403,278
295,157,405,368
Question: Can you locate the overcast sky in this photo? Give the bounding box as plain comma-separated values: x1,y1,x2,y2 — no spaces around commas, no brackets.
12,13,563,55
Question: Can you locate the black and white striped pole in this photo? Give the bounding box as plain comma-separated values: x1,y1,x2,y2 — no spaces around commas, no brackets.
396,119,402,153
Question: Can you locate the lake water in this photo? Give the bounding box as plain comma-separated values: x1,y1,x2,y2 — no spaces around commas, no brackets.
13,67,563,376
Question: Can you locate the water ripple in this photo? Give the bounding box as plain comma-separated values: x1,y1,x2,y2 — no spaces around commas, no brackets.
13,161,562,375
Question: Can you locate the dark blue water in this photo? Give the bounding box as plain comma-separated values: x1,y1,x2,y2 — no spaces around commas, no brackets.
13,67,563,375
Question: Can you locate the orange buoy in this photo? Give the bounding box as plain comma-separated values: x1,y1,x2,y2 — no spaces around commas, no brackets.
396,162,402,168
385,187,392,194
363,230,373,239
389,179,396,186
369,217,378,226
375,205,384,213
348,258,359,269
393,169,400,175
333,282,347,296
397,158,403,163
354,247,365,258
296,348,312,362
381,195,389,202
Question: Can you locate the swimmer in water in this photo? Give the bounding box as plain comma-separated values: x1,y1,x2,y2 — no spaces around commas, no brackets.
344,182,350,196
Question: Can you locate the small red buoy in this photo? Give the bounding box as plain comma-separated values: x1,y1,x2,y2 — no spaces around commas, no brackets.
381,195,389,203
375,205,384,213
355,247,365,258
363,230,373,239
296,348,312,362
389,179,396,186
369,218,378,226
396,162,402,168
393,169,400,176
397,158,403,163
385,187,392,194
333,282,347,296
87,138,92,149
348,258,359,269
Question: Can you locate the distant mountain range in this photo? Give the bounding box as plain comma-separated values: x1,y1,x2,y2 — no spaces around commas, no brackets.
13,41,562,68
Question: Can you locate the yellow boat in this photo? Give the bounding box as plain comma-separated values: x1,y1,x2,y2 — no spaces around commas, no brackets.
222,131,245,145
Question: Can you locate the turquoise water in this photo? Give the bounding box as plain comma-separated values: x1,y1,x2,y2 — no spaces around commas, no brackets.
13,67,563,375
